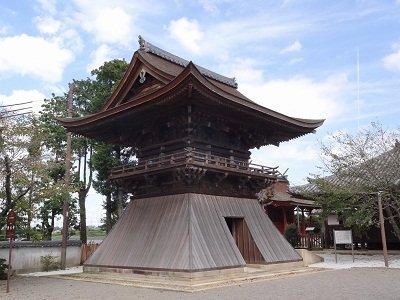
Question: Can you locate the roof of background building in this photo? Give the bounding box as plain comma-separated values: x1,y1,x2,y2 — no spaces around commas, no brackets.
291,142,400,196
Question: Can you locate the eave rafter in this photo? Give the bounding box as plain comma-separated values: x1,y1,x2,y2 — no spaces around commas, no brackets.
58,56,324,146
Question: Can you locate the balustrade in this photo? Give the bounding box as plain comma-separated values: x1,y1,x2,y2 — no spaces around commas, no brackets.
110,149,278,178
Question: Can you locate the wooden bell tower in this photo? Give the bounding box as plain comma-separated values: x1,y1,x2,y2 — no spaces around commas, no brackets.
59,37,324,273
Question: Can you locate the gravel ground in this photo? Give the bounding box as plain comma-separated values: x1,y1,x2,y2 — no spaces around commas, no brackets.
1,268,400,300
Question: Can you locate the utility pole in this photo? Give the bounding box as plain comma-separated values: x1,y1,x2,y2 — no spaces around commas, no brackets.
61,84,74,270
377,191,389,267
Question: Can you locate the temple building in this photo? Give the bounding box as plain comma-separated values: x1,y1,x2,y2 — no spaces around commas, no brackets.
59,37,324,273
262,176,319,235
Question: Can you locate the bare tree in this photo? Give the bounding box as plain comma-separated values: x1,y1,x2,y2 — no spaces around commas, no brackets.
309,122,400,240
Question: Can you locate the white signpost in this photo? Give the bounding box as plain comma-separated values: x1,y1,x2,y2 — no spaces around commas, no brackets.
333,230,354,263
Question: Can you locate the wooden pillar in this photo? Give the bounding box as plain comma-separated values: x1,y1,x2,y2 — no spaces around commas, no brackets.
282,207,287,233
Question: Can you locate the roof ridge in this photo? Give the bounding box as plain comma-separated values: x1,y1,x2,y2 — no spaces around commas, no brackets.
138,35,238,88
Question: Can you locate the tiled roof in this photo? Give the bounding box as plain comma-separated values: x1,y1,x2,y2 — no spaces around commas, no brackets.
291,143,400,196
138,36,238,88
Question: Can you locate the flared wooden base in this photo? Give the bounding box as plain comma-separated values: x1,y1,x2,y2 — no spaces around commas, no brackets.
85,193,301,272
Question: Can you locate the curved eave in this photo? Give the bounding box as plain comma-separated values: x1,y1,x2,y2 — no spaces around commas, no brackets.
58,62,324,134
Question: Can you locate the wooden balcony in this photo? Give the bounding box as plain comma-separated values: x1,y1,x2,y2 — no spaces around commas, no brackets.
110,149,278,180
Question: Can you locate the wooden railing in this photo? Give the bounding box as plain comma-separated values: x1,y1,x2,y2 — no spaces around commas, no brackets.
110,149,278,178
296,234,323,249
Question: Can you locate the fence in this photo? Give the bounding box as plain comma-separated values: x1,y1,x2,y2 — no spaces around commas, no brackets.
0,240,81,274
80,242,100,264
296,234,323,249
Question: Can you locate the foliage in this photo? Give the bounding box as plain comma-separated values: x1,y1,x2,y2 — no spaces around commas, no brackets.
0,59,130,242
40,255,60,271
75,59,130,232
284,224,299,247
0,258,7,280
310,122,400,240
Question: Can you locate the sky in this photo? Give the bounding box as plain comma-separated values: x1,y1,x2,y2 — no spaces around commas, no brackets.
1,0,400,226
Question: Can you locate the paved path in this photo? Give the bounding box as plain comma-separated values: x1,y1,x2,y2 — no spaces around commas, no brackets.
1,268,400,299
310,254,400,269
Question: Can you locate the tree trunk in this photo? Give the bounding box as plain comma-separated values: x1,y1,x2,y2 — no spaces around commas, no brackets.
41,211,50,240
0,155,13,230
79,190,87,244
27,172,34,240
78,144,92,244
105,190,112,233
42,209,55,241
116,187,123,218
49,209,56,240
4,155,11,209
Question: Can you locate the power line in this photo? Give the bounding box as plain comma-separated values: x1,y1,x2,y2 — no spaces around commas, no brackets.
1,111,32,118
1,106,33,115
0,101,34,108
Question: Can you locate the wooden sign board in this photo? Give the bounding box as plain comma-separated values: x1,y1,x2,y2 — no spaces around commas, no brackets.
333,230,354,263
334,230,352,244
327,214,339,226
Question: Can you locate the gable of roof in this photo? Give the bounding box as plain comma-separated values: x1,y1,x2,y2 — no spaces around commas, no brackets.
138,36,238,88
102,36,253,111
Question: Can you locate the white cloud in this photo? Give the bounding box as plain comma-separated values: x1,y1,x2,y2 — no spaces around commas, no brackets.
0,26,9,35
198,0,231,14
72,0,159,47
167,17,204,54
34,16,61,35
281,40,302,53
383,45,400,71
251,140,321,185
288,57,303,65
87,44,114,72
230,59,347,119
0,89,46,113
55,28,83,52
36,0,57,14
0,34,74,83
79,6,132,46
241,75,347,119
166,14,308,59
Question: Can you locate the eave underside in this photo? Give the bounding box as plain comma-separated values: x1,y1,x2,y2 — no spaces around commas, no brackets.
59,79,321,147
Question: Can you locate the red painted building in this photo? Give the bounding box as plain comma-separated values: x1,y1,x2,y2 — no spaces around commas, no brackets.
262,177,319,235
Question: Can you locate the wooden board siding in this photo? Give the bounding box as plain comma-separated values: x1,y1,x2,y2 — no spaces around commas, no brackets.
191,194,301,265
86,194,191,270
86,193,301,271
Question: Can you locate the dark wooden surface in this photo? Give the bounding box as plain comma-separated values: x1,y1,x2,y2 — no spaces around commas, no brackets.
226,217,264,263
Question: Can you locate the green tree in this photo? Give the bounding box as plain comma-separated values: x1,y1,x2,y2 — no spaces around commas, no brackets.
75,59,129,233
39,94,76,240
0,116,38,231
309,122,400,241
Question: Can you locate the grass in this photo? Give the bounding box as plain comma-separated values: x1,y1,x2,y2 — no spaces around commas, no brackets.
52,228,106,241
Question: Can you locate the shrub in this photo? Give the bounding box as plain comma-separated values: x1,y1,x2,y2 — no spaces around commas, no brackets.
0,258,8,280
284,224,300,247
40,255,60,271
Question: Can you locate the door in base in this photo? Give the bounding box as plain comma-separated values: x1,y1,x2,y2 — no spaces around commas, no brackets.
225,217,265,264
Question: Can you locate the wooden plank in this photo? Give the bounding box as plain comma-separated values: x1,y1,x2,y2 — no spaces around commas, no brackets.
86,193,300,272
